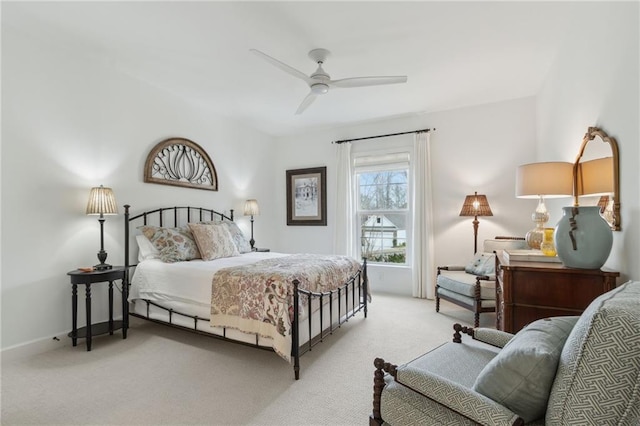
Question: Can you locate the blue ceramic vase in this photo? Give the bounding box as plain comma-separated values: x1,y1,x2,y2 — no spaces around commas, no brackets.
554,206,613,269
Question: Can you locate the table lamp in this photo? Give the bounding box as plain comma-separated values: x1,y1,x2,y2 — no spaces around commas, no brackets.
86,185,118,270
244,199,260,250
515,162,573,249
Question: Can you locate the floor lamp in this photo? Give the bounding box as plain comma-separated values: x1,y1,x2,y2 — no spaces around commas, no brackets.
244,199,260,250
459,191,493,254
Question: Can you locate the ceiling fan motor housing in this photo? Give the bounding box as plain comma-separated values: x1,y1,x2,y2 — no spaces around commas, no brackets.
311,83,329,94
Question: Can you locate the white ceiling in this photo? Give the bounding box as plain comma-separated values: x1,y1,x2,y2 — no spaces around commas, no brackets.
3,1,591,136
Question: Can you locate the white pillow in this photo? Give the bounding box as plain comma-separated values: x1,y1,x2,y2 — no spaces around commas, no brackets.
136,234,159,262
465,252,495,276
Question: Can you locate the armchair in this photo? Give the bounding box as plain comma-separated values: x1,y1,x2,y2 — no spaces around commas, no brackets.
436,237,527,327
371,281,640,425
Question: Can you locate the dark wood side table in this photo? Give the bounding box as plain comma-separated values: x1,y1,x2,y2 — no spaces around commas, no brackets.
67,267,128,351
496,253,619,333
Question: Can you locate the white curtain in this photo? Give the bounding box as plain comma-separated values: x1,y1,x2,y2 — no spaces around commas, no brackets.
411,131,435,299
334,143,356,257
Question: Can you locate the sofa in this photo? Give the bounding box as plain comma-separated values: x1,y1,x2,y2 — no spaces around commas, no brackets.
436,237,527,327
371,280,640,425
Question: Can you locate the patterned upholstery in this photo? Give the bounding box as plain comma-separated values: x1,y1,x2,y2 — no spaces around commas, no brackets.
381,376,477,425
472,328,514,348
376,281,640,426
546,280,640,425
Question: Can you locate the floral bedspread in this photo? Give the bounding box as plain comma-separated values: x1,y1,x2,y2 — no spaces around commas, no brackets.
210,254,361,362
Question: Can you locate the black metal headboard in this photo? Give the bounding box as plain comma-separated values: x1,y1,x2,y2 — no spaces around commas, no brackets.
123,205,234,274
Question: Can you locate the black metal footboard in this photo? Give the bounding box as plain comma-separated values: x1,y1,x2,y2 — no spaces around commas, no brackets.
292,258,368,379
124,205,368,380
128,261,368,380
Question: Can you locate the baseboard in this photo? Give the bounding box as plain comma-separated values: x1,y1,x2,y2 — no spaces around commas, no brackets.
2,315,125,362
2,332,70,362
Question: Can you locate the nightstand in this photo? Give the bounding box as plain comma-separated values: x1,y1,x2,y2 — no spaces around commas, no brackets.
253,248,270,252
67,266,128,351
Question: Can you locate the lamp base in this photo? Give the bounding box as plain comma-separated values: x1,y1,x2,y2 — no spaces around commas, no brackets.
525,226,545,250
94,263,113,271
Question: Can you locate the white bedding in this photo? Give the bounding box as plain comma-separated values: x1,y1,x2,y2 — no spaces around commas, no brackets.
129,251,289,316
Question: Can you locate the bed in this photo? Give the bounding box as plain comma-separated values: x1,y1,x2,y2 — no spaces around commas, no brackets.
123,205,368,379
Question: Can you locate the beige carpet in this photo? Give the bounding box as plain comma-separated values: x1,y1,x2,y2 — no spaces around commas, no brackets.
1,295,494,425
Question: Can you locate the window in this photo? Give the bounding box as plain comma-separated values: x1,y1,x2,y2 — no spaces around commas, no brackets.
355,152,410,265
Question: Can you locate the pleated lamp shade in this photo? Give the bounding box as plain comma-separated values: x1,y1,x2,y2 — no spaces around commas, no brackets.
86,185,118,215
243,199,260,216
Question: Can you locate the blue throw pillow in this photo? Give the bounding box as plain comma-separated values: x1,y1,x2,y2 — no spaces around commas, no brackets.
473,316,579,422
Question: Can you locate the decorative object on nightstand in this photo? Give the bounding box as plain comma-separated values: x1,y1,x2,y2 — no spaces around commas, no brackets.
86,185,118,271
539,228,557,256
554,127,618,269
244,199,259,250
555,206,612,269
515,161,573,249
459,191,493,254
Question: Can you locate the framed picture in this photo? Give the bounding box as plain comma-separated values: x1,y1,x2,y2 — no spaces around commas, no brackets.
286,166,327,226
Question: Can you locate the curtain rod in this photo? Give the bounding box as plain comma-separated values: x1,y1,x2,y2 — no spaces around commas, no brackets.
332,127,435,144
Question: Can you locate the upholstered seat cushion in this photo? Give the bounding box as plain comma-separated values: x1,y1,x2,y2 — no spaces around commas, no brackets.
437,270,496,299
381,339,522,425
546,280,640,425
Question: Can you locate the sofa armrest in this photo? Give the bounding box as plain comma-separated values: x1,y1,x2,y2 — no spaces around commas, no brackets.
452,323,514,348
438,265,465,272
396,366,523,426
473,328,514,348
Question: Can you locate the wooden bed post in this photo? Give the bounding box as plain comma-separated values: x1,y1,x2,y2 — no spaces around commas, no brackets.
292,279,300,380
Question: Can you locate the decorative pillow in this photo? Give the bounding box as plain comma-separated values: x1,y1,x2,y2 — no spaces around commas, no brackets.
465,252,495,276
188,222,239,261
221,221,252,254
473,316,579,422
136,234,159,262
138,225,201,263
202,220,251,254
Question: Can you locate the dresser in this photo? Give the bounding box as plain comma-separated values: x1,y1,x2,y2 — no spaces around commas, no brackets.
495,253,619,333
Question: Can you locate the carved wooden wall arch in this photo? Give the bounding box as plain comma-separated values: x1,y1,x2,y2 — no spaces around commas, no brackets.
144,138,218,191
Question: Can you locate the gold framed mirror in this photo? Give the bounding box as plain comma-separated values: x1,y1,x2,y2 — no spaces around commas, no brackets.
573,127,620,231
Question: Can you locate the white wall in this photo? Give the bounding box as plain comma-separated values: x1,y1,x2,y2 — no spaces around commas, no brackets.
536,2,639,282
1,26,277,350
4,1,636,352
274,97,538,295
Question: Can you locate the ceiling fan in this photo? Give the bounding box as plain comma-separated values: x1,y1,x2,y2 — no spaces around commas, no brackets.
250,48,408,115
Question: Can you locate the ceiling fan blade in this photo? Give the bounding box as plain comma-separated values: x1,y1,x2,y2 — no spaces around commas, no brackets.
329,76,407,88
295,92,317,115
250,49,312,84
